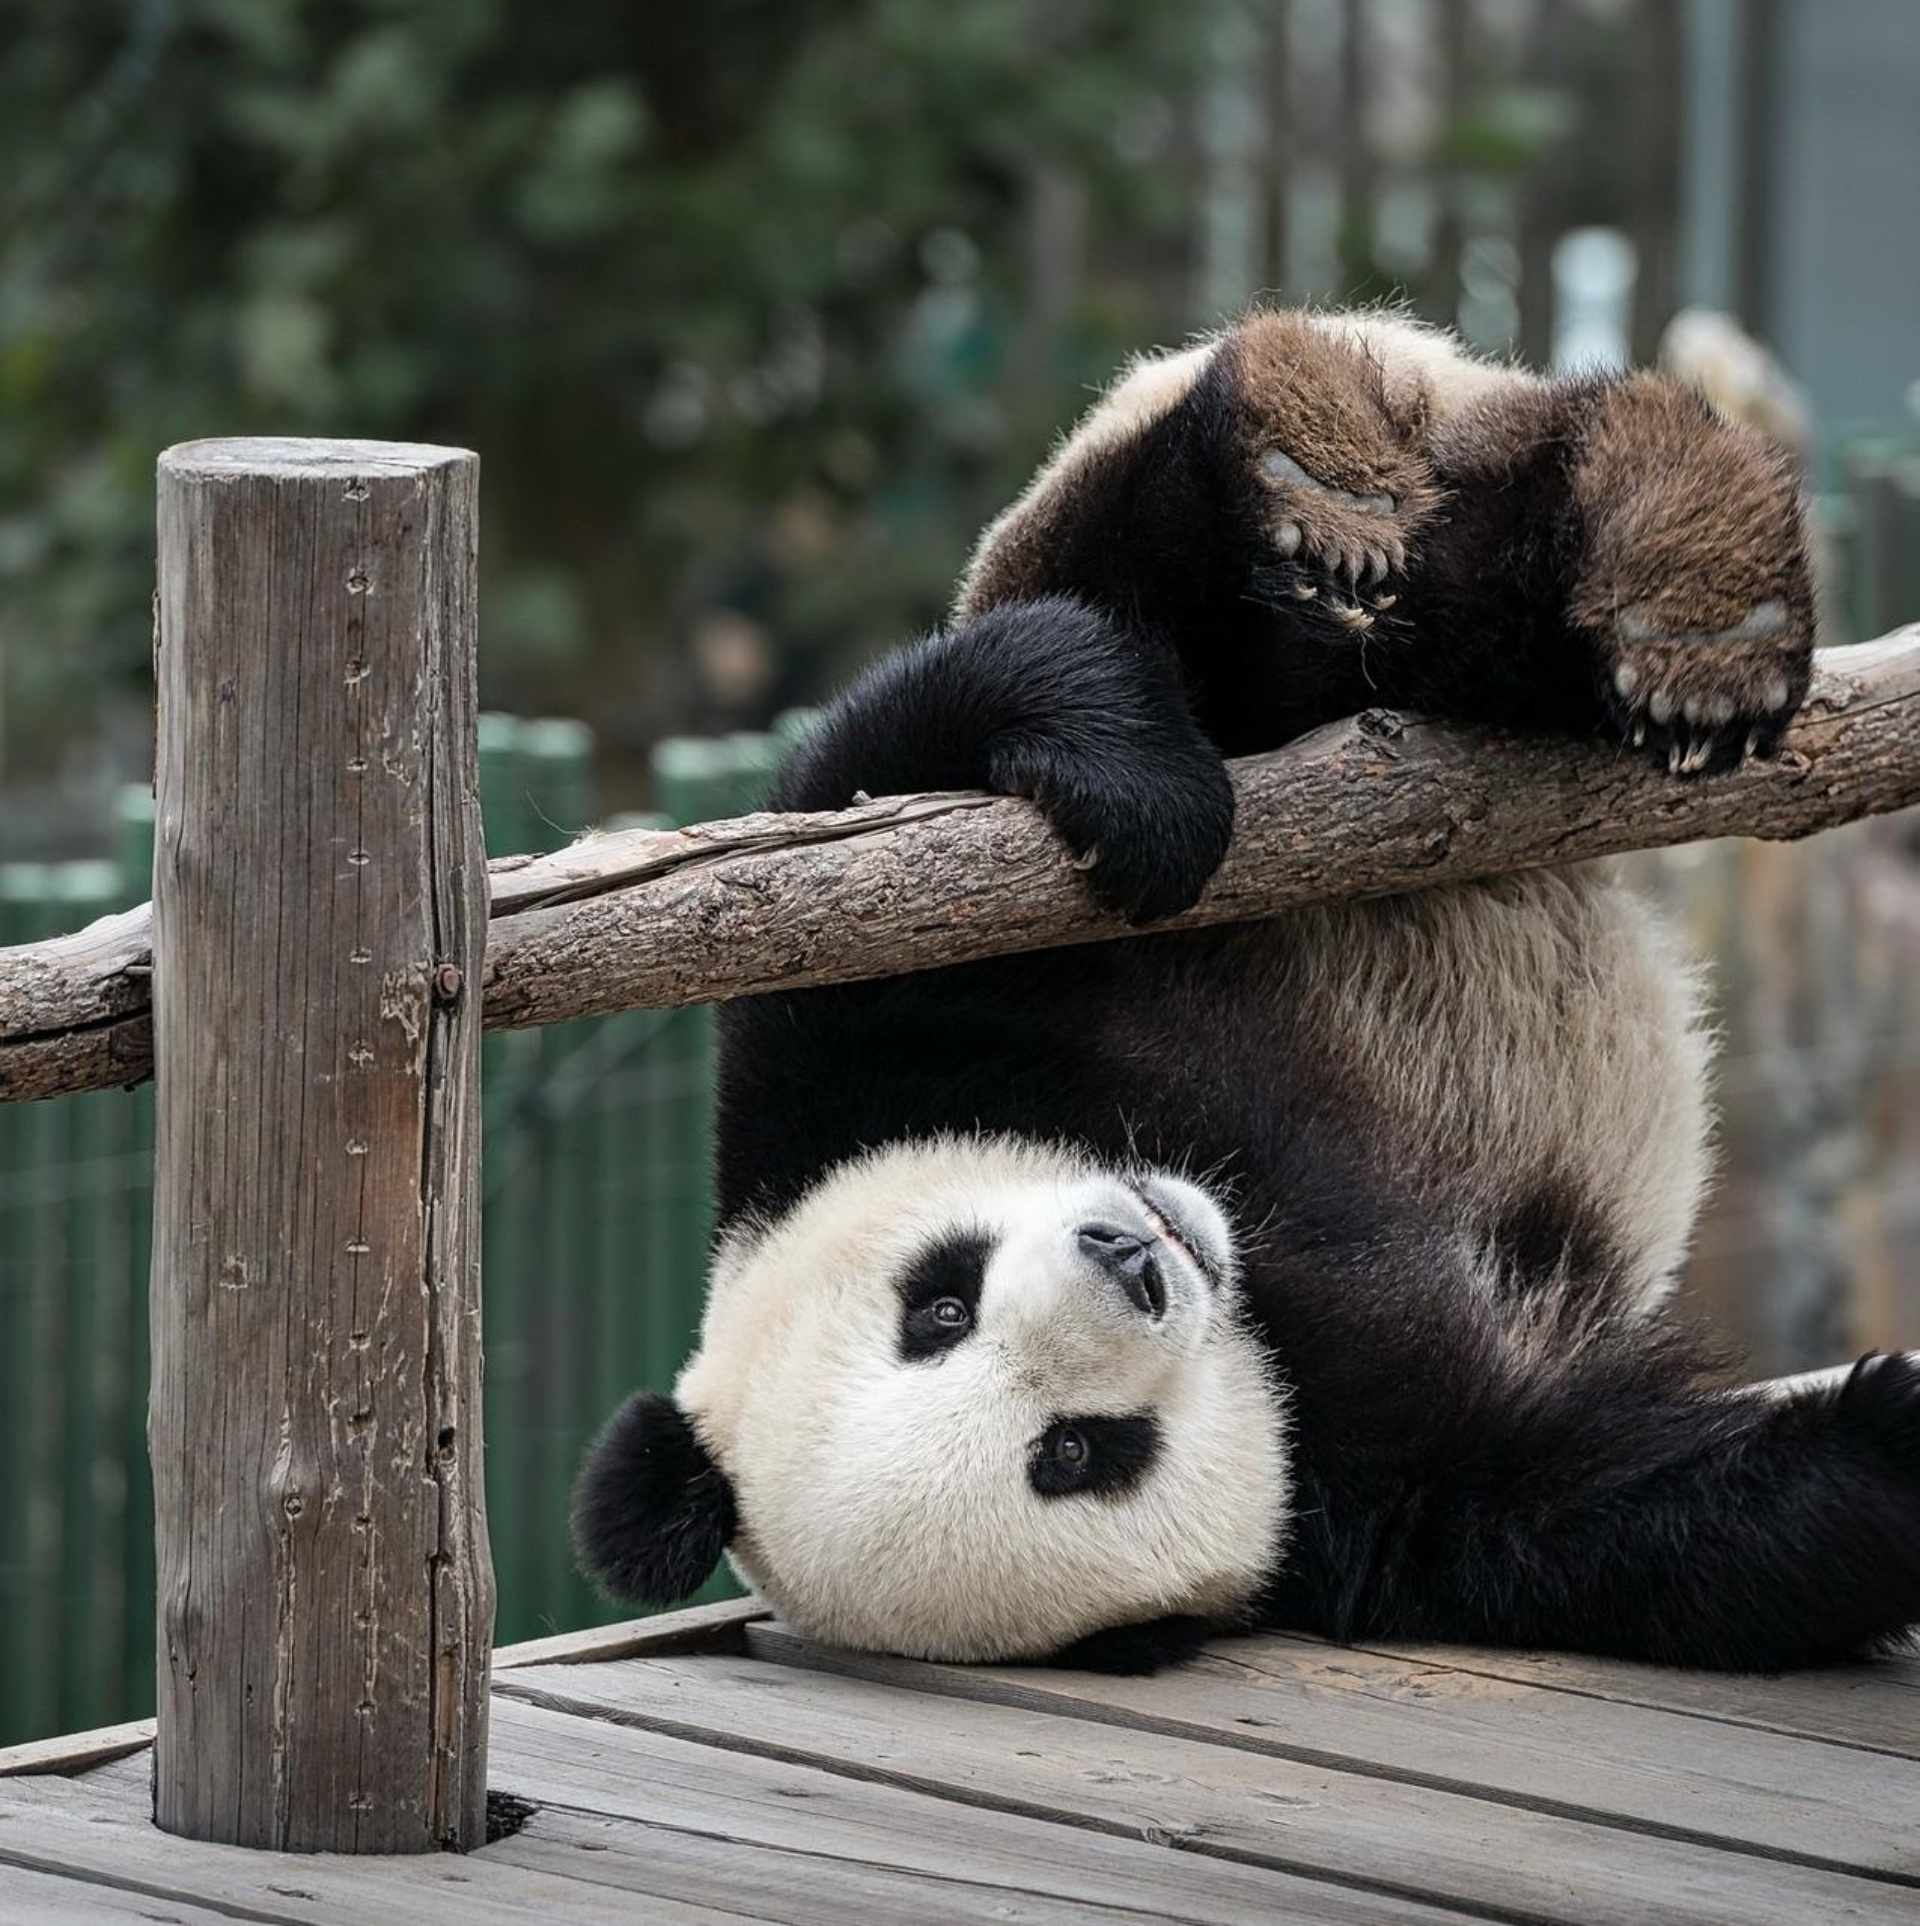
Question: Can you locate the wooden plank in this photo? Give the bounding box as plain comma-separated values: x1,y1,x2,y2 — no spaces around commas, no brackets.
494,1596,764,1669
1340,1638,1920,1755
486,1695,1478,1926
497,1656,1918,1926
0,1772,731,1925
499,1805,1329,1926
0,1717,155,1779
73,1751,151,1799
0,1598,766,1777
0,1861,257,1924
748,1624,1920,1881
150,438,491,1851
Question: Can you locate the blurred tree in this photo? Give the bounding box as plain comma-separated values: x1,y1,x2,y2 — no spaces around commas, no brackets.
0,0,1228,800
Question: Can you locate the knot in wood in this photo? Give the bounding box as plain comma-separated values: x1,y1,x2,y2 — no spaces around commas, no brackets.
433,962,465,1003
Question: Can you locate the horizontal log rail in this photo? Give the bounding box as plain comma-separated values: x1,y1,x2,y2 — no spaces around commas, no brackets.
3,625,1918,1107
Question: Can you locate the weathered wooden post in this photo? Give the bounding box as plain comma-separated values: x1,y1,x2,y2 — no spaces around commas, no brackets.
150,440,492,1851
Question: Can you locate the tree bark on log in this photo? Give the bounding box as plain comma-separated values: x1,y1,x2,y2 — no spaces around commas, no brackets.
149,439,491,1852
2,628,1917,1102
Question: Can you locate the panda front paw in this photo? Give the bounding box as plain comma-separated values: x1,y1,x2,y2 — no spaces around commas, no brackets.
1570,375,1815,777
1017,746,1235,925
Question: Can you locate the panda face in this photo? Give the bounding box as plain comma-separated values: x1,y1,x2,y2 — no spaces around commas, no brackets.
675,1136,1289,1663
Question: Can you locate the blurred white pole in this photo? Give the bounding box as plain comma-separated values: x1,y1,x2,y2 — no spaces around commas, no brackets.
1551,227,1637,372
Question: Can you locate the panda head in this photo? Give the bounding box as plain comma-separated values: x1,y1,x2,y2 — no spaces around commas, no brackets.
573,1135,1289,1665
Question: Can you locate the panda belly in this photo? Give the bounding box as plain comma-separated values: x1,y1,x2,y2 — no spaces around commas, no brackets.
1100,863,1712,1314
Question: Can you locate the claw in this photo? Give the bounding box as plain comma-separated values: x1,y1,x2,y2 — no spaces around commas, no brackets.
1682,740,1713,775
1291,580,1318,600
1745,729,1761,760
1632,720,1646,748
1329,600,1374,632
1668,740,1685,775
1366,591,1398,612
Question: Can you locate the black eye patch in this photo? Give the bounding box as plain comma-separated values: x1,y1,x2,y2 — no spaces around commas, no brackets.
896,1230,992,1361
1030,1413,1162,1500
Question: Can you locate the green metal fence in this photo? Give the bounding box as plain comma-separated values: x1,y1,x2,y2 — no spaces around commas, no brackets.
0,715,800,1747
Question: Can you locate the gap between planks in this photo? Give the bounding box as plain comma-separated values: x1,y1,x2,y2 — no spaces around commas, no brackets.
733,1624,1920,1886
0,1596,769,1779
1325,1634,1920,1756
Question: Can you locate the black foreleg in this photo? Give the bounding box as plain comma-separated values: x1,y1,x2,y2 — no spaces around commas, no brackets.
772,594,1234,923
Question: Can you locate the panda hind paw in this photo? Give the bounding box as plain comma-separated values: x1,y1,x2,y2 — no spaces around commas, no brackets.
1221,311,1441,645
1600,603,1812,776
1569,374,1815,778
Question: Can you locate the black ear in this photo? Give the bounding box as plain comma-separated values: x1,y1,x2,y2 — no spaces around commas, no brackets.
572,1392,738,1605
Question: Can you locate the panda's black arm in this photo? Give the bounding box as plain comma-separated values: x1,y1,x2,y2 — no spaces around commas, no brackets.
1272,1351,1920,1671
770,593,1234,925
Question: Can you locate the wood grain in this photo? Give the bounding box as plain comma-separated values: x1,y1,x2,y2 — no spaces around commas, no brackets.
0,1716,157,1780
747,1624,1920,1881
484,1694,1480,1926
4,630,1917,1101
496,1654,1917,1926
0,1861,256,1924
1333,1637,1920,1755
492,1595,765,1670
0,1771,732,1925
0,1600,769,1780
148,439,492,1851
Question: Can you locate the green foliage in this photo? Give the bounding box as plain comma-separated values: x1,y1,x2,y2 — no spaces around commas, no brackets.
0,0,1224,786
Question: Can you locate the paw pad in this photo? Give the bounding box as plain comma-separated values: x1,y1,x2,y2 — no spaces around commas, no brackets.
1224,313,1439,642
1603,601,1809,775
1571,375,1814,779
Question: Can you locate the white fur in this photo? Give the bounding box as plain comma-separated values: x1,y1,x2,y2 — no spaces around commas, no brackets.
677,1136,1287,1663
1309,309,1537,421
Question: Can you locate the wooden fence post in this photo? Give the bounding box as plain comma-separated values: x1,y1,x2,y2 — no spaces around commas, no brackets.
150,440,492,1851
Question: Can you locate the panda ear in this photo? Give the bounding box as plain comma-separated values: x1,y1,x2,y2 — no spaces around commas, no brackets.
572,1392,738,1605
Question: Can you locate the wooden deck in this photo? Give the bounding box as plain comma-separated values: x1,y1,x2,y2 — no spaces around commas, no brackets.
3,1601,1916,1924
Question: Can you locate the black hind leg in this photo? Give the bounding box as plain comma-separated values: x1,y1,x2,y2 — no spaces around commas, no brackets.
960,317,1815,770
1277,1349,1920,1670
956,312,1451,756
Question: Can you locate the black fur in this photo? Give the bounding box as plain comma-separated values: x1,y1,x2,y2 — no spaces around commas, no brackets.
622,321,1913,1671
1030,1414,1163,1501
1047,1613,1219,1675
572,1392,737,1606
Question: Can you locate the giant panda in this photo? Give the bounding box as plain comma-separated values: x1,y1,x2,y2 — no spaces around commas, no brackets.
574,307,1920,1675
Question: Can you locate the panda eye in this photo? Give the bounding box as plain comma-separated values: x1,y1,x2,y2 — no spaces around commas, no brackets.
1030,1414,1161,1499
896,1231,991,1361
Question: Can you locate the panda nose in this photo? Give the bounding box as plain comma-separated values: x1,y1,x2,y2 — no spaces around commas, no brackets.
1076,1224,1166,1319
